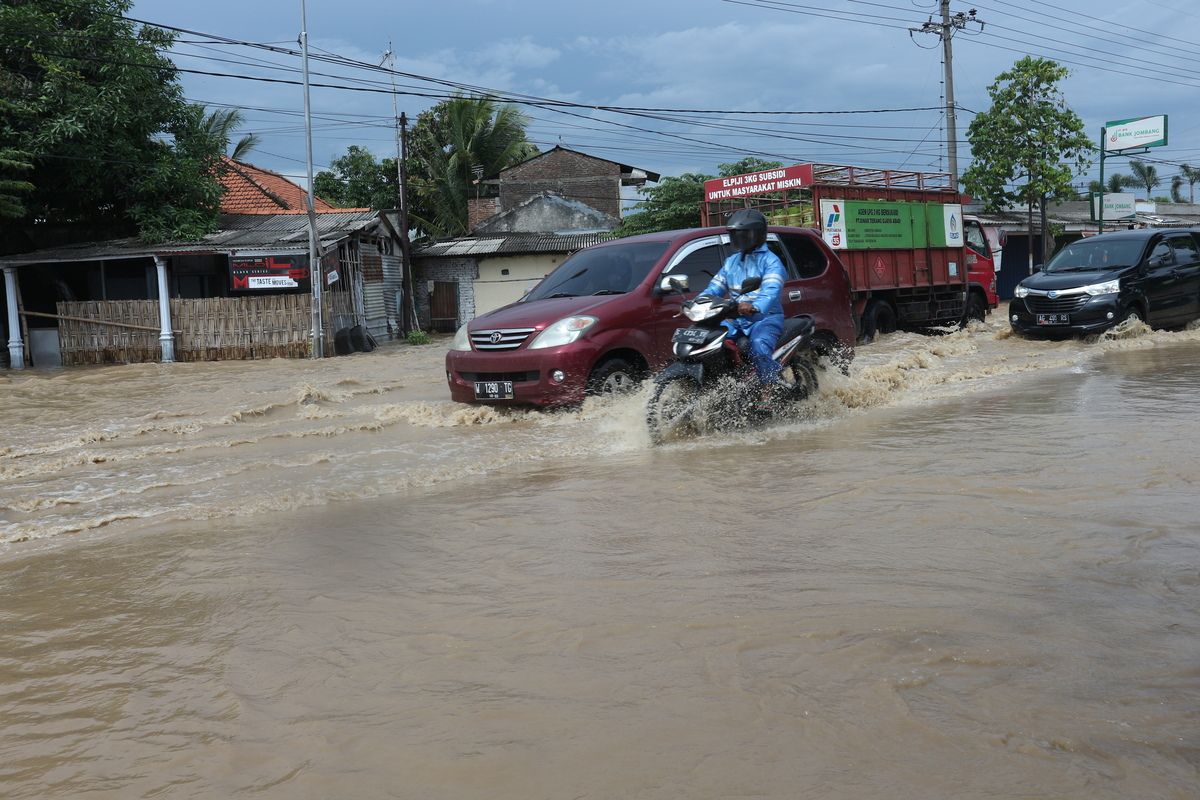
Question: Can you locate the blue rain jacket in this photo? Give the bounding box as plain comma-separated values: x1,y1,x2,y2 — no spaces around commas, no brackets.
700,244,787,334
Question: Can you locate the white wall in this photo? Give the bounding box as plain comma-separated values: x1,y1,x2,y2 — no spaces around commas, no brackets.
474,254,564,316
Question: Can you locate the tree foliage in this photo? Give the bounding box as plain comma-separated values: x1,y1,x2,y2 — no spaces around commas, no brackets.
1127,160,1159,196
314,145,398,211
618,173,710,236
0,0,229,243
407,96,537,238
618,158,786,237
961,57,1093,214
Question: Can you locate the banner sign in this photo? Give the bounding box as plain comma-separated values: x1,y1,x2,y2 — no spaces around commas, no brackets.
230,255,308,291
818,200,962,250
703,163,814,202
1104,115,1167,151
1090,192,1136,220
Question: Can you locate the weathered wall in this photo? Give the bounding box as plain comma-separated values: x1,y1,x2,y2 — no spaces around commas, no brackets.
500,149,622,218
473,253,564,317
475,195,618,235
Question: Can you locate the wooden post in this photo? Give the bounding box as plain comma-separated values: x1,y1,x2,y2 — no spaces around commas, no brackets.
154,256,175,363
3,266,23,369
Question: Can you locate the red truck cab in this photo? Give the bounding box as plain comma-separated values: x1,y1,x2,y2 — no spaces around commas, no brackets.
445,226,856,407
964,215,1001,317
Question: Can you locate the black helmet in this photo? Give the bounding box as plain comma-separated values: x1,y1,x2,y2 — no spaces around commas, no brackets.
726,208,767,255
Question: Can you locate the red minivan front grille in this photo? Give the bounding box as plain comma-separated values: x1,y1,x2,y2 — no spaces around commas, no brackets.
470,327,536,350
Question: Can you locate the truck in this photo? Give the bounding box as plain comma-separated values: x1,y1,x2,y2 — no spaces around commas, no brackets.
701,163,1000,340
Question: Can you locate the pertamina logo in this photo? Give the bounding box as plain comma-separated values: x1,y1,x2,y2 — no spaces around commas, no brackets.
826,204,841,227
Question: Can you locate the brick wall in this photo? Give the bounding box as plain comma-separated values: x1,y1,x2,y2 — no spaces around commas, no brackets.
500,149,621,218
468,197,500,231
412,256,479,329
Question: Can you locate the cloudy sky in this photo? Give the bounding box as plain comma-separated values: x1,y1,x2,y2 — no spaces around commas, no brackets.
131,0,1200,200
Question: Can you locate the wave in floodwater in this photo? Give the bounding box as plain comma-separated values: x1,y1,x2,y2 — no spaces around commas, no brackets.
2,317,1196,546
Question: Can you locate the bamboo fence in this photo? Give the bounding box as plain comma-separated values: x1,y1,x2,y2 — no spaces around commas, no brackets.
57,300,161,365
57,295,317,364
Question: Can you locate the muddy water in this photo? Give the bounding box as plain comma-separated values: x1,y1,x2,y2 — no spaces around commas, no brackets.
1,317,1198,798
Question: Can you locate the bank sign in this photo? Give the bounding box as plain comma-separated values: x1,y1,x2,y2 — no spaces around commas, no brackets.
1105,115,1167,152
819,199,963,250
1090,192,1136,221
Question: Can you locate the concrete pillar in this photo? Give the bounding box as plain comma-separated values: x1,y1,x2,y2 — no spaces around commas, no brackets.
154,256,175,363
3,266,23,370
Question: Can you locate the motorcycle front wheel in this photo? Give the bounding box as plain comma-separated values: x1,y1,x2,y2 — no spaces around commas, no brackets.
646,377,701,445
782,353,819,402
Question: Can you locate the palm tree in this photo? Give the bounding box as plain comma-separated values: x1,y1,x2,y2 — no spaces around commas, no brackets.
1104,174,1132,194
1128,160,1159,197
1176,164,1200,204
409,96,537,237
201,108,260,162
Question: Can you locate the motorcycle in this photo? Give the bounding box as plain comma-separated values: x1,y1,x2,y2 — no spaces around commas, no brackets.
646,276,820,444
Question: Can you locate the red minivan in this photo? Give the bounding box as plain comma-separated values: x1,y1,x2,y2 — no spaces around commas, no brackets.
445,226,857,407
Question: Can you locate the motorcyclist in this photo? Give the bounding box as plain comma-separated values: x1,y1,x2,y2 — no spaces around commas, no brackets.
699,208,787,389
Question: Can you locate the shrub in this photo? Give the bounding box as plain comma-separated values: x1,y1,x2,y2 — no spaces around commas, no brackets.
406,329,432,346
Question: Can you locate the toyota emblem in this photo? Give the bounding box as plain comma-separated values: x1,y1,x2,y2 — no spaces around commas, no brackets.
490,331,503,344
1047,290,1059,299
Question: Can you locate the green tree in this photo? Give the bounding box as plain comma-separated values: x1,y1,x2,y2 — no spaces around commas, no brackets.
1127,160,1159,196
1178,164,1200,204
961,57,1092,224
314,146,397,210
407,96,537,237
717,157,783,177
202,108,259,162
0,0,227,243
1088,174,1134,196
618,172,711,236
0,146,34,220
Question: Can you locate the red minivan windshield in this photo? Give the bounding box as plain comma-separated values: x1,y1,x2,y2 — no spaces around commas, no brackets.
523,241,671,301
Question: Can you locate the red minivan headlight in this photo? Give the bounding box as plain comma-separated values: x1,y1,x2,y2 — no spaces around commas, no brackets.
528,316,598,349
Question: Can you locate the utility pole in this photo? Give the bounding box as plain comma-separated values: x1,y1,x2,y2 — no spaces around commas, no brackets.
912,4,984,188
300,0,324,358
398,112,419,334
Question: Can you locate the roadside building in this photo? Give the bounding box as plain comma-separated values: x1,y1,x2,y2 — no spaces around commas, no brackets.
412,146,659,330
2,159,403,369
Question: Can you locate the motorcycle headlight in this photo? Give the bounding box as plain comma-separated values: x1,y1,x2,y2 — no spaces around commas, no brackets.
684,298,722,322
450,323,472,351
1082,279,1120,296
528,316,597,349
1014,284,1029,298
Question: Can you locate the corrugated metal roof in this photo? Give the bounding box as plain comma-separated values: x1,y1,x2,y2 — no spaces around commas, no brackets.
415,232,613,258
0,212,381,265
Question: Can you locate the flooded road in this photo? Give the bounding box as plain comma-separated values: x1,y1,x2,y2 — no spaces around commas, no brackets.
2,317,1198,798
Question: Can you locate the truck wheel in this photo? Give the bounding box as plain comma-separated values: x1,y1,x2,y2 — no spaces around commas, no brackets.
586,357,641,397
962,292,987,326
861,301,897,341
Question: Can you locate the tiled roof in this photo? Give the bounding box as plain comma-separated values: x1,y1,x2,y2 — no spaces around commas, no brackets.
218,157,365,215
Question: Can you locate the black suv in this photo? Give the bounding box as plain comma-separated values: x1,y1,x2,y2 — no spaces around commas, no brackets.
1009,228,1200,336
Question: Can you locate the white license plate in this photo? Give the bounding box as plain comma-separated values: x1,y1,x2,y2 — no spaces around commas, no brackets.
474,380,514,399
673,327,708,344
1036,313,1070,325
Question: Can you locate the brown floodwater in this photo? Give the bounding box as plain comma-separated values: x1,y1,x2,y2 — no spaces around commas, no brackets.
1,316,1198,798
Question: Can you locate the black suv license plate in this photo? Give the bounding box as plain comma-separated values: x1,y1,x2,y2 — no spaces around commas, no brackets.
673,327,708,344
474,380,514,400
1036,313,1070,325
